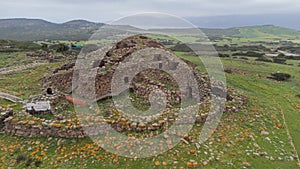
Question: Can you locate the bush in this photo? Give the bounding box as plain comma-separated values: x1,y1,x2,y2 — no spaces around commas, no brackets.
246,51,264,57
218,53,230,57
273,57,287,64
278,53,285,57
49,43,69,52
269,72,291,81
35,160,42,167
16,154,26,163
224,69,233,73
232,51,264,57
171,43,193,52
240,57,249,60
26,158,34,167
285,55,300,60
57,44,69,52
214,44,271,52
255,56,272,62
0,40,42,52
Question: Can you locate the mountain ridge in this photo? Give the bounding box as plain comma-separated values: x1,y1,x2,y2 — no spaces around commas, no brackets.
0,18,104,41
186,14,300,30
0,18,299,41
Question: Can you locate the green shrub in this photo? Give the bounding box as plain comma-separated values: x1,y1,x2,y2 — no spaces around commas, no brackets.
233,51,264,57
218,53,230,57
16,154,26,163
26,157,34,167
171,43,193,52
224,69,233,73
273,57,287,64
240,57,249,60
255,56,272,62
35,160,42,167
269,72,291,81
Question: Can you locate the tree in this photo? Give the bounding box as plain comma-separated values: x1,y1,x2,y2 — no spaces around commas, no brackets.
273,57,286,64
41,43,48,51
58,44,69,52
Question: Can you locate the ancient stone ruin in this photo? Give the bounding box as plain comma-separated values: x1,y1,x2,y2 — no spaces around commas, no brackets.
43,35,210,104
0,35,247,139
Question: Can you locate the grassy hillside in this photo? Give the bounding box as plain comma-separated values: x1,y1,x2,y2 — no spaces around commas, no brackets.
0,49,300,168
0,26,300,168
0,19,104,41
233,25,300,41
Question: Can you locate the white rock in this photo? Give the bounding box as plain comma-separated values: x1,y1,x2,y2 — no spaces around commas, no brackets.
261,131,269,135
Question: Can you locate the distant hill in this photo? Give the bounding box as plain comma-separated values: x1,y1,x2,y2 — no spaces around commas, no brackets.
235,25,300,39
0,18,300,41
0,18,104,41
149,25,300,40
186,14,300,30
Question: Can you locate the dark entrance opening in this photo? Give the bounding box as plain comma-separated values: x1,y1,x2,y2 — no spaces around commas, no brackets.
124,77,129,84
159,63,163,69
153,54,162,61
46,88,53,95
188,87,193,98
169,62,179,70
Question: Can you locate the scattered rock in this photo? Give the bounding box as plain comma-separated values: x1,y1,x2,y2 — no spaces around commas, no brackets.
265,137,271,141
261,131,269,135
186,162,193,168
181,138,189,145
203,161,208,166
242,161,251,167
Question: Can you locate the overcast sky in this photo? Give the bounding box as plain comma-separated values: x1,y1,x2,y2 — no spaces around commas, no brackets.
0,0,300,23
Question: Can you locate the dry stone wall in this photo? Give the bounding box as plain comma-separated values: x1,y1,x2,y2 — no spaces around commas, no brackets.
2,118,86,138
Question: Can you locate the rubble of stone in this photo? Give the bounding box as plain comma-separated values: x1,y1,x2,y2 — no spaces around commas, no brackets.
44,35,211,105
0,107,13,128
0,88,247,138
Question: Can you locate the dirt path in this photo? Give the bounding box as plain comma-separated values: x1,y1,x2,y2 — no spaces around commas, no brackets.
0,91,23,103
0,61,47,75
274,98,300,168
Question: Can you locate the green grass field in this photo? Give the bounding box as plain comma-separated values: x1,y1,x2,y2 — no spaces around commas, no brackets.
0,44,300,168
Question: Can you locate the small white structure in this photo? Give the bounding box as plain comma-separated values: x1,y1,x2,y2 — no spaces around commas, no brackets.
265,53,278,57
26,101,51,112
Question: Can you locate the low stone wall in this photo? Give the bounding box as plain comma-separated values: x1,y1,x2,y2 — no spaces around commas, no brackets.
0,109,13,127
108,113,208,132
2,117,86,138
1,111,209,138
